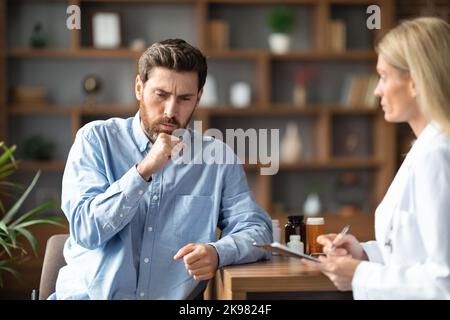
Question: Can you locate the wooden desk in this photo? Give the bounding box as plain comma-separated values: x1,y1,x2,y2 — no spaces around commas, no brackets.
214,256,352,300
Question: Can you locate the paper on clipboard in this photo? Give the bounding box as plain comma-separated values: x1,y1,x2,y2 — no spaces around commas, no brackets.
253,242,321,263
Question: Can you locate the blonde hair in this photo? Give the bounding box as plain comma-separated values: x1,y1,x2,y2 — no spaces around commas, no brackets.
376,17,450,136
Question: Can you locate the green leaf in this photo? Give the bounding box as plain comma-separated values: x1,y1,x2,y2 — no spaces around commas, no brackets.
0,181,21,188
9,228,17,248
14,227,38,255
0,236,13,257
0,144,16,166
0,260,21,286
0,221,7,234
13,217,65,229
9,200,58,227
0,169,16,180
0,161,18,176
2,171,41,224
0,265,20,278
0,259,22,287
0,191,21,202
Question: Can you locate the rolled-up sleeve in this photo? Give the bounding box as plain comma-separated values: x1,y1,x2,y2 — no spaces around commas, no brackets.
211,157,272,268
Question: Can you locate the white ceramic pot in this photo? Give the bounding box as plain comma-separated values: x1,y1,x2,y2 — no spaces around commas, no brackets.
230,81,251,108
268,33,291,54
199,75,218,107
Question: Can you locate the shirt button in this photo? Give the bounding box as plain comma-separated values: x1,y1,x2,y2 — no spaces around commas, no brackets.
138,190,144,195
148,227,153,232
139,292,145,297
119,214,123,218
144,257,150,263
152,195,158,201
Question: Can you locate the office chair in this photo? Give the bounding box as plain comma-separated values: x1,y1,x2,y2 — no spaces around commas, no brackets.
32,234,69,300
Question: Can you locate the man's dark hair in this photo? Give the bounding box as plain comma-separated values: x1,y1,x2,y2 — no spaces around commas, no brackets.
138,39,207,92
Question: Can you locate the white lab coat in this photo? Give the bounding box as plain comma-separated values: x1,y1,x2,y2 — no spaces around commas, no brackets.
352,123,450,299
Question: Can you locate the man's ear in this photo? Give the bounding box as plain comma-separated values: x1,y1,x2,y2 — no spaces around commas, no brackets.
196,88,203,106
135,75,143,101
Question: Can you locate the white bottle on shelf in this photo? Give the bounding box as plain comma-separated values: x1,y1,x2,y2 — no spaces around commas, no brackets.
281,122,302,164
287,235,304,254
271,219,281,243
303,192,321,217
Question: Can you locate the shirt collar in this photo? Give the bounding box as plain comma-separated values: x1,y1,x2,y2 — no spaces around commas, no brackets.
408,121,442,158
132,111,151,153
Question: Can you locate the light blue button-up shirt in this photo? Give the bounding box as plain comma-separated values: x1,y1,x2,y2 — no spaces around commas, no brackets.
52,112,272,300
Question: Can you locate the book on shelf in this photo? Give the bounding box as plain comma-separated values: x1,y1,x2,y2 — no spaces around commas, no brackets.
340,73,379,109
207,20,229,51
329,20,346,52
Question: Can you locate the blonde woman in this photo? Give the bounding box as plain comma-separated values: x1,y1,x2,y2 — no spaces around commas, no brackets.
302,17,450,299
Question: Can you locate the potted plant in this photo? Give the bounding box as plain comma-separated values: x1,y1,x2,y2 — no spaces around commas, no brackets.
267,5,295,54
23,134,55,161
0,142,64,286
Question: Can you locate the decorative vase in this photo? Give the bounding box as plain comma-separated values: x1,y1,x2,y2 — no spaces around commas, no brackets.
30,22,47,48
230,81,251,108
130,38,146,51
199,75,218,107
293,84,307,108
303,193,321,217
280,122,302,163
268,33,291,54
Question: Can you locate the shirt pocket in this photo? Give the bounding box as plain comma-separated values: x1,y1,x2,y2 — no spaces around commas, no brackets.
172,195,214,247
391,209,420,264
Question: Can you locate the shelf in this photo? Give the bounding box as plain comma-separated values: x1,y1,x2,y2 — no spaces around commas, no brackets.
270,50,377,61
8,105,74,115
8,104,137,116
328,0,383,5
79,106,137,116
78,0,196,3
207,0,319,4
8,104,378,116
197,105,379,116
7,48,377,61
7,48,139,59
271,104,379,114
204,50,263,59
203,50,377,60
244,158,380,171
17,160,66,172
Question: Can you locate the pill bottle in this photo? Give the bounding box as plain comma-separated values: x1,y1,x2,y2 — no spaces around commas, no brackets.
284,215,306,245
306,217,324,254
287,234,304,254
272,219,281,243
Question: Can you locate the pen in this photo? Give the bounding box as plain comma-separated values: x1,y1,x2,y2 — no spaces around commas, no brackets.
330,224,350,252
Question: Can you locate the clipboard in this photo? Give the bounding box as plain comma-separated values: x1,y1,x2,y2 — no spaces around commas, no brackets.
253,241,321,263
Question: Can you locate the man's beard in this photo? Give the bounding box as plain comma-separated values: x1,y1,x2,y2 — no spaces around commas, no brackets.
141,112,195,143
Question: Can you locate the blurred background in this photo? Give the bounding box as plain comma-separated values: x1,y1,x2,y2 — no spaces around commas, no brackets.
0,0,449,299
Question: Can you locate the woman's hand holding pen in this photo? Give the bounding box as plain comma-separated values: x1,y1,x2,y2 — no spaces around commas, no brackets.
300,232,368,291
301,254,362,291
317,233,368,261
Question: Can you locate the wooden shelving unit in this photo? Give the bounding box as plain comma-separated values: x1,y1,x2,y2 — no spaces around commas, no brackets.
1,0,396,240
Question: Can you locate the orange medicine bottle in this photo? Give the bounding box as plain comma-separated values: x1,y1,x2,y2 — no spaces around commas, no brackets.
306,217,324,254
